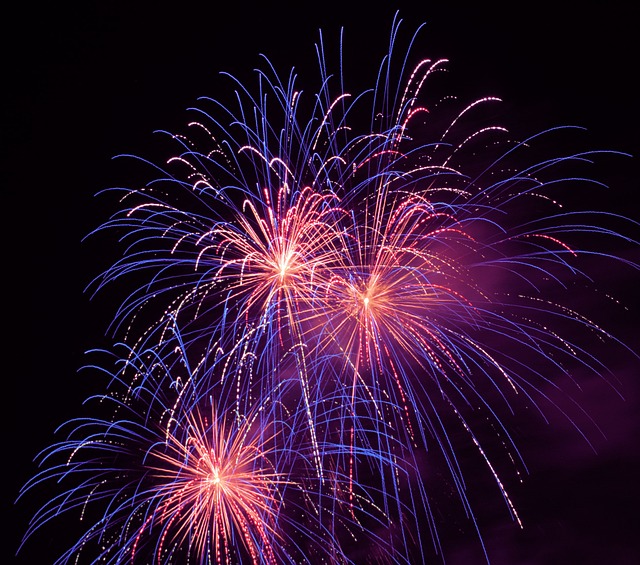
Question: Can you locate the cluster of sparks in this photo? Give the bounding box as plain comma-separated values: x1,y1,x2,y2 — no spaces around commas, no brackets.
18,14,638,565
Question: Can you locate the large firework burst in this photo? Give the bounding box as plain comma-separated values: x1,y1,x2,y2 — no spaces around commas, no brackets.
17,11,639,565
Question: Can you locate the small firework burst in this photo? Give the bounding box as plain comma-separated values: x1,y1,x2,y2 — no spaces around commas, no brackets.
17,330,296,564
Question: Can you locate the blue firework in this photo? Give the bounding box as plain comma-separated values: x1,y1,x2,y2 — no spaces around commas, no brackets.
18,11,639,565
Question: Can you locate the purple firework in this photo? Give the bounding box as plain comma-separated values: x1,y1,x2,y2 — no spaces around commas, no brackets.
17,11,639,565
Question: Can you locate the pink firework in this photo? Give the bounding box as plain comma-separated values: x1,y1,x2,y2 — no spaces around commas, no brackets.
16,11,639,565
133,402,285,565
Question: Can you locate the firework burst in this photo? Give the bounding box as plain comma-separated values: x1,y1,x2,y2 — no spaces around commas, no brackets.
18,11,639,565
132,402,283,564
18,320,421,564
17,328,300,564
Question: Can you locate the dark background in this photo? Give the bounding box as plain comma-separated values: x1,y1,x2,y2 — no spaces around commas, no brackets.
4,2,639,563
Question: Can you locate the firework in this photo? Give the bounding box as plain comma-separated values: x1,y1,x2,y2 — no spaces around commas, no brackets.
17,328,292,564
18,11,639,564
18,320,423,564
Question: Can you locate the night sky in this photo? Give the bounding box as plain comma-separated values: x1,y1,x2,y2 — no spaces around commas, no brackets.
5,2,639,564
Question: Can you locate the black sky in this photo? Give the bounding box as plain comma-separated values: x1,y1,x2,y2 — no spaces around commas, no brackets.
5,2,639,564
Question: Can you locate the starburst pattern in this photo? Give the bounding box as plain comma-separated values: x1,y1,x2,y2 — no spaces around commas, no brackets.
18,12,639,564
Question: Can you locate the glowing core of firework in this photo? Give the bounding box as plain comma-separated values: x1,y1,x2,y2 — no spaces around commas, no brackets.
142,406,284,565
